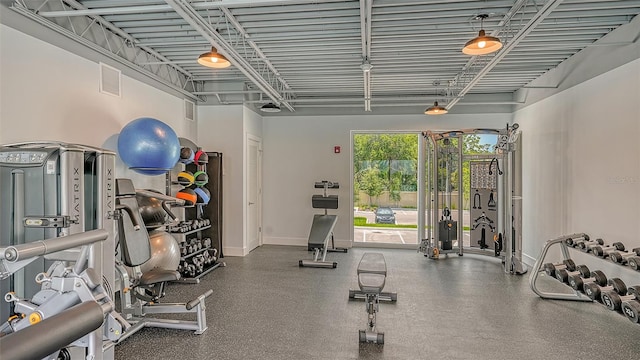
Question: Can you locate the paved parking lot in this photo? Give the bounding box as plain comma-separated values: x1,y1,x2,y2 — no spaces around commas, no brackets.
354,209,472,245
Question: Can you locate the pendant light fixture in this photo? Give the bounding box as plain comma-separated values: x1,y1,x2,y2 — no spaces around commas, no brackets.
462,14,502,56
425,101,448,115
197,47,231,68
425,81,448,115
260,103,281,113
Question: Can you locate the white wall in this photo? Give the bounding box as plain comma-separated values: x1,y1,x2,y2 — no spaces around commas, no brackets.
197,105,263,256
514,58,640,284
261,113,511,248
0,25,194,190
197,105,244,256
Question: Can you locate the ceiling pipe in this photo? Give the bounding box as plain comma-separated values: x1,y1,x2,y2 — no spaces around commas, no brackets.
359,0,373,112
446,0,564,110
164,0,294,111
38,0,321,17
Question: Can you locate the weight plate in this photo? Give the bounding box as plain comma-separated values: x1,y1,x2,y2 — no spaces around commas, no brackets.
609,278,627,295
576,264,590,277
563,259,576,271
584,283,599,301
591,270,607,287
613,242,626,251
621,301,640,323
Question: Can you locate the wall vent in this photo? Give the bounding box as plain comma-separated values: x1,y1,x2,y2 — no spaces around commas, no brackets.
184,99,195,121
99,63,121,97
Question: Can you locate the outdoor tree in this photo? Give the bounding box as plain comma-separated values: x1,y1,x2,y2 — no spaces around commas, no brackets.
353,133,419,207
360,166,385,207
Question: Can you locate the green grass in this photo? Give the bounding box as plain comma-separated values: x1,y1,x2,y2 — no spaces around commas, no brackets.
353,216,470,230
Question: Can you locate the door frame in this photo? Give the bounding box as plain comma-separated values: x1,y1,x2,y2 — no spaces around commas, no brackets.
350,130,425,249
245,134,263,252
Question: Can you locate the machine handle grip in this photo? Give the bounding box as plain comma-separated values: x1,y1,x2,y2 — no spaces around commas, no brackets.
186,289,213,310
3,229,108,262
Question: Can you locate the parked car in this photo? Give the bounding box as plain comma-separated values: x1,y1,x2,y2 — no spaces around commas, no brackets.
375,207,396,224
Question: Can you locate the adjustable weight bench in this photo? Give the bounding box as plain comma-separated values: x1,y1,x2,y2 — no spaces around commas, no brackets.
353,253,396,345
298,214,338,268
349,253,398,302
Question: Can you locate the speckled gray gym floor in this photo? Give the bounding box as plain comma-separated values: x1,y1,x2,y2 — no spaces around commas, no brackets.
115,246,640,360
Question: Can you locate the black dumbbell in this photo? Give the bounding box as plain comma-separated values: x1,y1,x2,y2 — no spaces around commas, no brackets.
564,235,589,247
576,238,604,252
568,269,607,291
627,256,640,272
556,264,590,284
543,259,576,277
584,278,627,302
592,242,626,258
621,293,640,323
602,285,640,312
609,248,640,264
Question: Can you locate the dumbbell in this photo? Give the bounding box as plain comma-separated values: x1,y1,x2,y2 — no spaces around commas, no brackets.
584,278,627,302
627,256,640,272
576,238,604,252
602,285,640,312
592,242,625,258
564,234,589,247
543,259,576,277
567,269,607,291
621,291,640,323
609,248,640,264
564,235,590,248
555,264,590,284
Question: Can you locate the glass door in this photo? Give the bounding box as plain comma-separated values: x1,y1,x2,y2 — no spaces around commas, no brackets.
352,132,420,247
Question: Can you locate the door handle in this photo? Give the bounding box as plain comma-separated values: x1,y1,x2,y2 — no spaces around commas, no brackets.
249,202,255,205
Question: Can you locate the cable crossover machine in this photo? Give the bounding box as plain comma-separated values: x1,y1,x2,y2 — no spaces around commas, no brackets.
418,124,527,275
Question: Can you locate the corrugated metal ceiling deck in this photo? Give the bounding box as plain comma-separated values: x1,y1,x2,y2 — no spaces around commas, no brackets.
7,0,640,114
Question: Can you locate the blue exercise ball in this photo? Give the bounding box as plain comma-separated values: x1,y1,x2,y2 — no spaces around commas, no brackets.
117,117,180,175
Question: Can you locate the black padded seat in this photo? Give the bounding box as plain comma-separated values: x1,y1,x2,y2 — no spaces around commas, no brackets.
138,268,180,286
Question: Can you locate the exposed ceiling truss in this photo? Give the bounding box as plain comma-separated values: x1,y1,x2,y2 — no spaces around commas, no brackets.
7,0,640,115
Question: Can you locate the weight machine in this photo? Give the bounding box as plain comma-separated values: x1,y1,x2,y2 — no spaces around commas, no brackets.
418,125,527,274
0,142,212,359
0,141,118,359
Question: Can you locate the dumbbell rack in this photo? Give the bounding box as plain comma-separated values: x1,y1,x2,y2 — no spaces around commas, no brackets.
529,233,593,302
168,218,222,283
530,233,640,324
166,142,225,283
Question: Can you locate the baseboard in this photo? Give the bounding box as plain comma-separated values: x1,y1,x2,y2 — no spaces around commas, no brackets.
262,236,307,247
223,246,247,257
263,236,352,249
522,252,537,267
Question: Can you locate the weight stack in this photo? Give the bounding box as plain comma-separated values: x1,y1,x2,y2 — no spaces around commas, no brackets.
438,219,457,251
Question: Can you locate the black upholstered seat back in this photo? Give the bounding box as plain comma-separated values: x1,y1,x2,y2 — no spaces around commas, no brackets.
116,179,151,267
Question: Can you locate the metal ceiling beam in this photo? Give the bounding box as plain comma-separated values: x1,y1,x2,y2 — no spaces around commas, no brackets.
11,0,201,101
164,0,294,111
38,0,332,17
218,6,293,94
446,0,564,110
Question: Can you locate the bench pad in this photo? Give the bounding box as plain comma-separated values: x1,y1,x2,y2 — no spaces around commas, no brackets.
357,253,387,276
358,273,386,294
